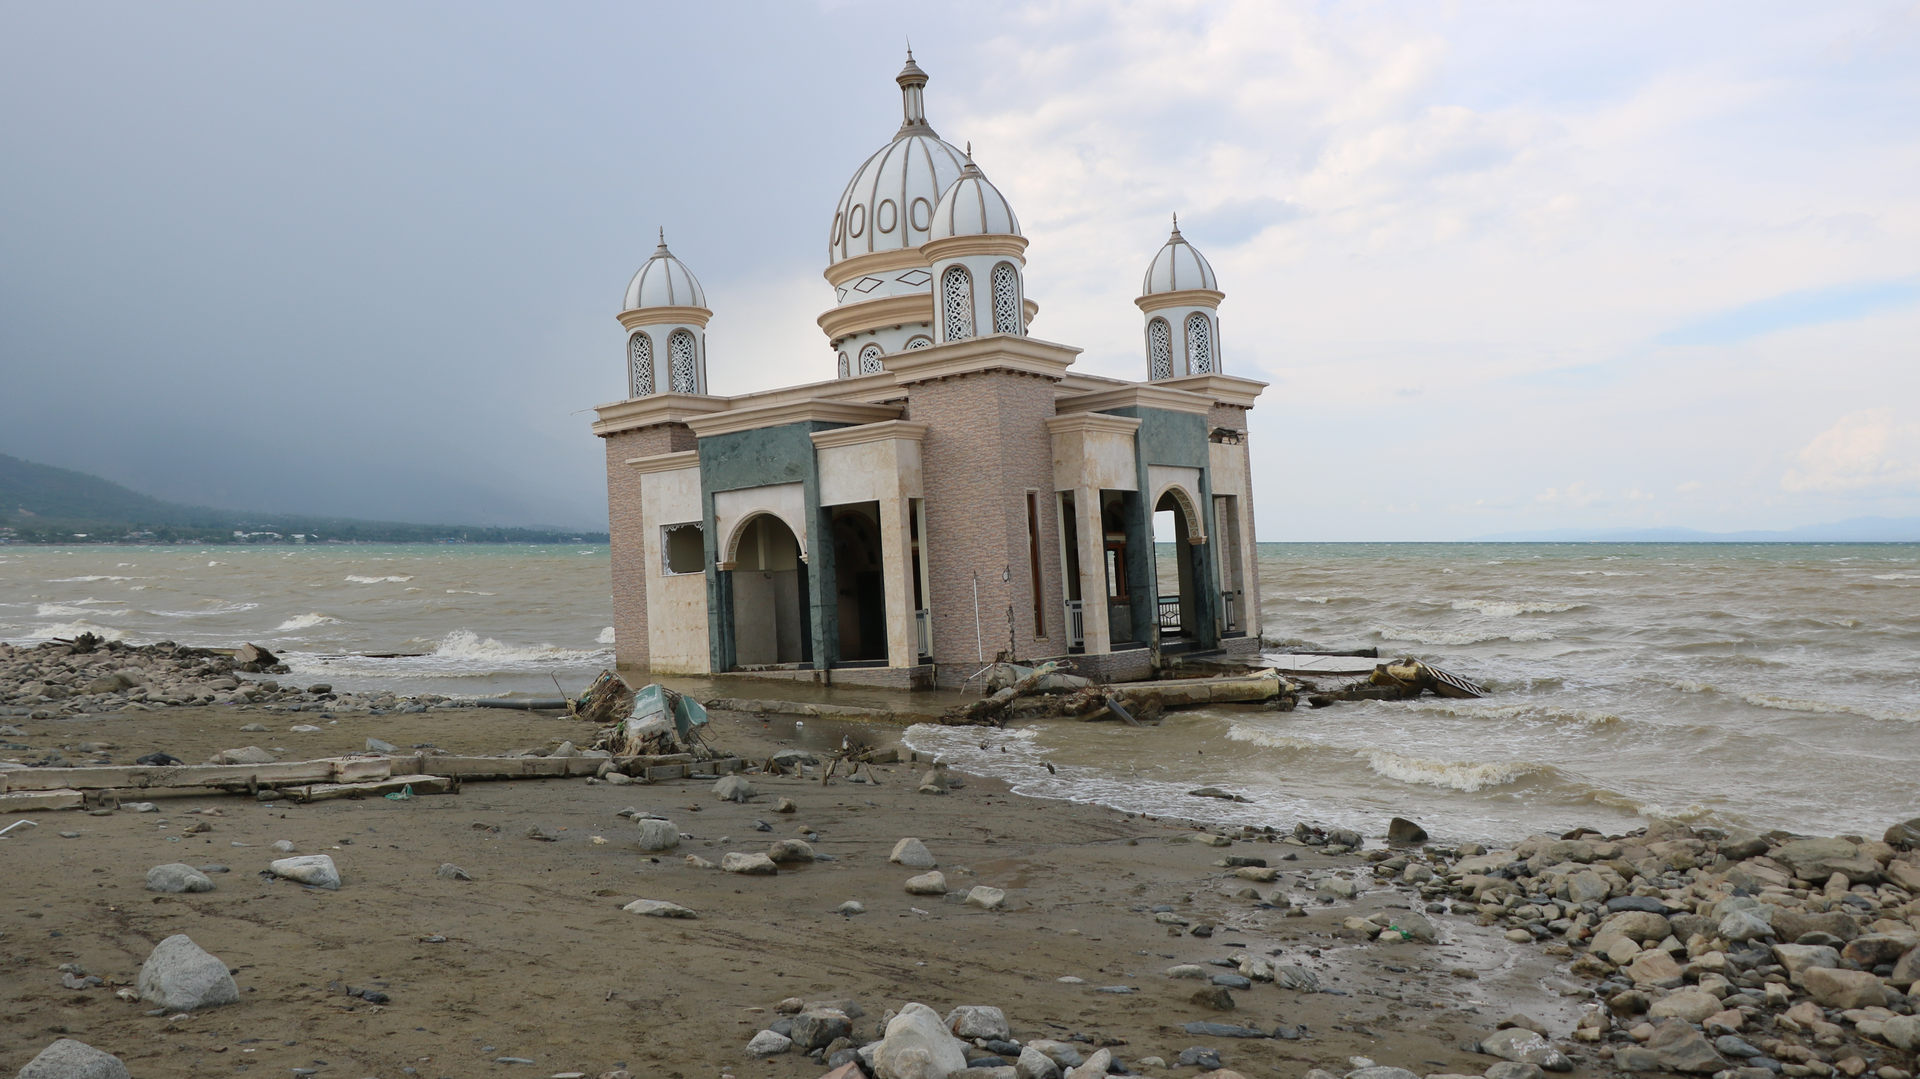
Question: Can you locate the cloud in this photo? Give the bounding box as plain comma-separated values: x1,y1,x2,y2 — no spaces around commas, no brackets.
1781,408,1920,494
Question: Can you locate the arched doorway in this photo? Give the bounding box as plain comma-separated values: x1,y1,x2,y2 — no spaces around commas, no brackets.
729,513,808,668
833,508,887,662
1154,489,1197,640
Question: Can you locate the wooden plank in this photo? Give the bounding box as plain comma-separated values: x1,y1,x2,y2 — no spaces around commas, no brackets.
282,774,454,803
1,788,84,812
411,756,603,779
644,764,687,781
0,759,390,793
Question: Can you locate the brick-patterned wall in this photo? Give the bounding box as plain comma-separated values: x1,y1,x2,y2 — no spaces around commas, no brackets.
908,369,1066,667
1208,403,1261,641
601,422,697,673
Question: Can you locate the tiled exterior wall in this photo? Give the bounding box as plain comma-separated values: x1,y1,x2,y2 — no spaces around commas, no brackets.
907,369,1066,667
601,422,697,672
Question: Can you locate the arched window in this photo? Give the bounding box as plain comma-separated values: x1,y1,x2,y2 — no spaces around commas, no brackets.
1146,318,1172,381
668,329,699,394
629,333,654,396
1184,312,1213,374
905,336,933,349
837,351,850,379
859,343,884,374
991,262,1020,335
940,265,974,342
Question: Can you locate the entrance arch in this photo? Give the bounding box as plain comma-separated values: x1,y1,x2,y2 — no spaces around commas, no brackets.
728,513,808,667
1153,487,1203,640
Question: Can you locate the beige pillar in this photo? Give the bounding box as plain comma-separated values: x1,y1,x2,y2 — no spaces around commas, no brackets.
880,495,917,667
1075,487,1112,654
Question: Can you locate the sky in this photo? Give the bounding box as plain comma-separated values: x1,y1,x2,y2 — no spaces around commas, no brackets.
1,1,1916,540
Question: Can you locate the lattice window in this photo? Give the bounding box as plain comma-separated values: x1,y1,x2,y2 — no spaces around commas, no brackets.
629,333,654,396
1185,312,1213,374
991,263,1020,335
1147,318,1172,380
941,265,974,341
668,330,698,393
837,351,850,379
905,336,932,349
859,343,884,374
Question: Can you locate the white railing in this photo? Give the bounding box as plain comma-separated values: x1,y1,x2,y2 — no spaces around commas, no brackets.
1064,599,1085,649
915,609,932,659
1221,590,1240,633
1158,594,1182,631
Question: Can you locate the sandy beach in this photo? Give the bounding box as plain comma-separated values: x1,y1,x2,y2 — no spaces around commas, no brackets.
1,701,1604,1079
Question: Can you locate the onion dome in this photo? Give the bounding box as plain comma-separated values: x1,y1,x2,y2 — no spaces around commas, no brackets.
622,230,706,311
1141,215,1218,295
828,54,969,265
929,153,1021,240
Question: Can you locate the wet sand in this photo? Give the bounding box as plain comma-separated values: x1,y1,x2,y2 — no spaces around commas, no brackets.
3,704,1585,1078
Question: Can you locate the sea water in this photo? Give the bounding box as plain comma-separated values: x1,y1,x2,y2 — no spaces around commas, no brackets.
3,542,1915,840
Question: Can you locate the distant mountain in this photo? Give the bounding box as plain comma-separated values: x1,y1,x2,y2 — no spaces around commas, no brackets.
1469,516,1920,543
0,452,606,544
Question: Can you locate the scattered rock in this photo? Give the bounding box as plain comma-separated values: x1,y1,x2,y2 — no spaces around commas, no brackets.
1645,1019,1726,1073
436,863,472,881
838,900,865,914
145,863,214,893
16,1037,131,1079
1477,1029,1570,1071
366,737,399,753
138,934,239,1012
1648,989,1723,1024
1801,966,1888,1008
891,837,938,869
767,839,815,863
207,745,276,765
721,852,778,875
745,1029,791,1057
905,871,949,896
947,1005,1011,1041
623,899,696,918
874,1001,969,1079
1191,985,1235,1010
1388,817,1428,845
268,854,341,889
965,886,1006,911
1016,1046,1062,1079
791,1010,853,1051
713,775,756,803
634,818,680,851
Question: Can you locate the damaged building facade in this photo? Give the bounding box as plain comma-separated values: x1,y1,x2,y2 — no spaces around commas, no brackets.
590,56,1266,689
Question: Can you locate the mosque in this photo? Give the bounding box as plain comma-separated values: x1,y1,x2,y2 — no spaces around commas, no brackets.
589,54,1265,689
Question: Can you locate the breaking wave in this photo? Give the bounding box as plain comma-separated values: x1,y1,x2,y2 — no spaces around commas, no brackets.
28,620,127,641
445,589,496,596
1740,692,1920,723
1222,727,1324,752
430,629,602,665
1451,599,1584,616
1361,749,1551,792
1376,699,1626,727
345,575,414,584
597,626,616,644
1370,624,1557,645
49,575,137,583
36,603,129,617
1872,574,1920,580
275,613,342,631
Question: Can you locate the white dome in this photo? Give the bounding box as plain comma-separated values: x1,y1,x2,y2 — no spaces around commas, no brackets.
623,233,706,311
930,158,1021,240
828,57,969,266
1141,217,1218,295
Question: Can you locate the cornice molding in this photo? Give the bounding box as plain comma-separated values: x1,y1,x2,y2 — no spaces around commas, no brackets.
1055,383,1214,417
817,292,935,343
616,305,712,331
884,333,1082,386
1155,373,1268,409
591,394,731,438
920,234,1029,263
1134,289,1224,315
1045,411,1144,436
808,420,930,450
823,247,930,289
686,398,903,439
625,450,700,474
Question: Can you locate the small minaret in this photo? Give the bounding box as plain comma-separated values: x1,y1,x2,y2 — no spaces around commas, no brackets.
618,230,711,397
922,147,1029,344
1136,215,1224,380
896,50,933,135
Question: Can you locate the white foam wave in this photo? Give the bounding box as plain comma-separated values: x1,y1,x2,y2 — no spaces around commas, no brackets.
1663,679,1717,694
207,561,223,567
26,620,127,642
275,613,343,631
431,629,601,664
1873,574,1920,580
1222,727,1322,752
36,603,130,617
1361,749,1548,792
1370,624,1557,645
597,626,616,644
49,575,136,582
1381,699,1625,727
1451,599,1584,616
1740,692,1919,723
444,589,497,595
345,574,414,584
1295,596,1332,604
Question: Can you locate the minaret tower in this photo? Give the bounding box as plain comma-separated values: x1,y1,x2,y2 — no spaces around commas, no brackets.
922,147,1029,344
619,230,711,397
1136,215,1224,381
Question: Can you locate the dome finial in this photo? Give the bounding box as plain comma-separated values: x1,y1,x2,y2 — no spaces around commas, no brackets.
896,52,933,135
1170,213,1182,240
658,226,667,250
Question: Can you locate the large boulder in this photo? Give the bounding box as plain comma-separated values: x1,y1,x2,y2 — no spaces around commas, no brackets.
947,1005,1010,1041
873,1002,969,1079
145,863,214,893
1880,1016,1920,1052
1646,1020,1726,1073
634,818,680,851
16,1038,131,1079
138,934,239,1012
890,837,938,869
1800,967,1888,1009
1771,837,1881,883
268,854,341,889
1884,818,1920,850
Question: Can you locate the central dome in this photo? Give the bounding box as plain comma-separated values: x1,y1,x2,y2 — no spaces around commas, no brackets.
827,56,968,266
